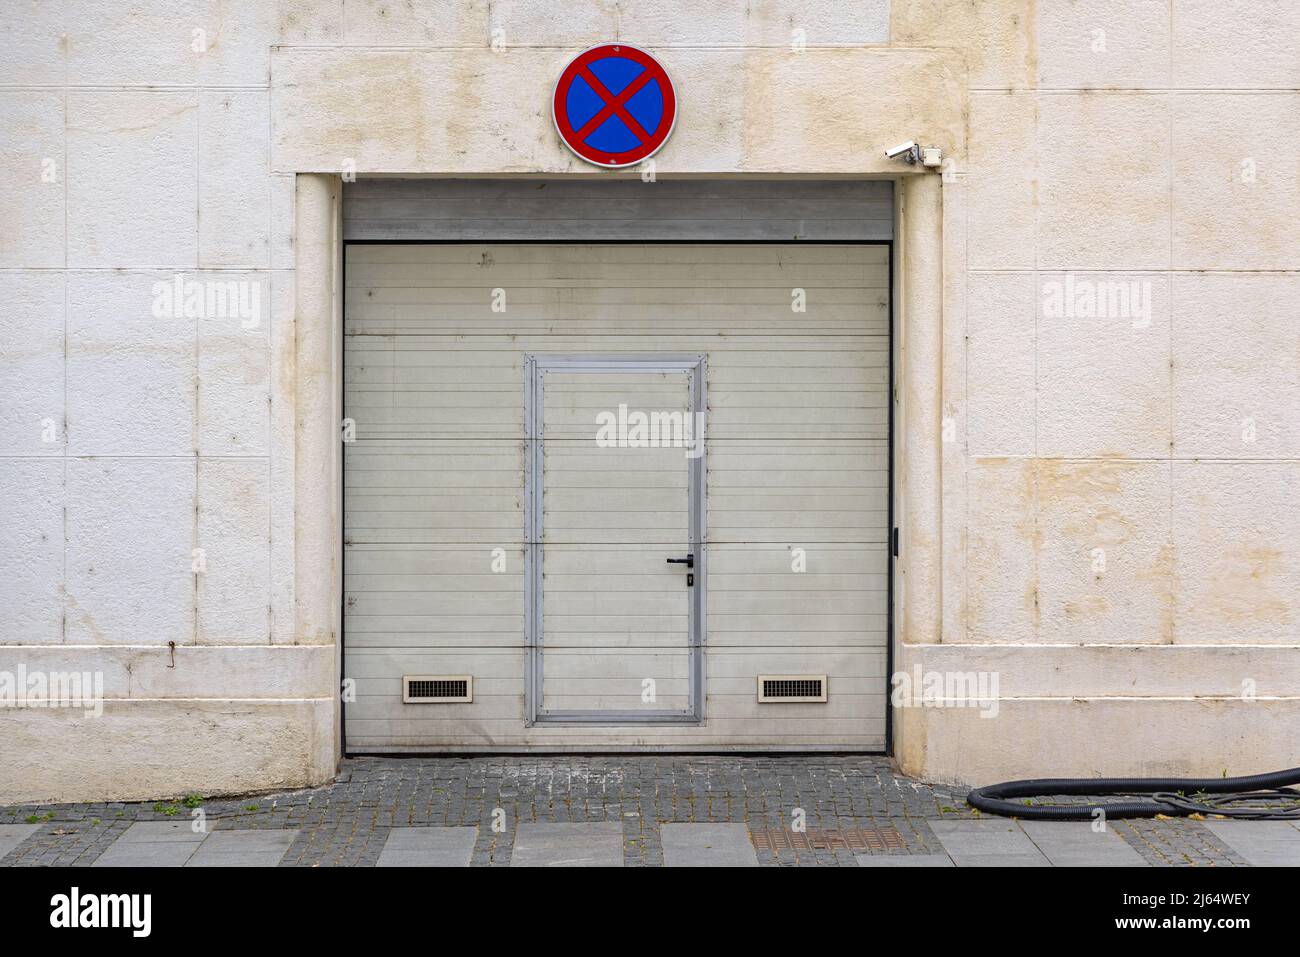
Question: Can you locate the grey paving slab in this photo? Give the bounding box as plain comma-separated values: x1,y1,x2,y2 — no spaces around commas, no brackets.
1203,821,1300,866
511,822,624,867
660,823,758,867
92,820,207,867
93,840,201,867
114,821,208,844
856,853,954,867
930,819,1050,866
0,821,41,858
185,829,299,868
1020,821,1147,866
0,824,41,860
376,827,478,867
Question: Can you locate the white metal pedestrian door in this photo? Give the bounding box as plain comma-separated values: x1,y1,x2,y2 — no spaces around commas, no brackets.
527,356,706,724
343,241,890,752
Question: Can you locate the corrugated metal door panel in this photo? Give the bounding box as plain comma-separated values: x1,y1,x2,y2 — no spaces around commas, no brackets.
343,242,889,751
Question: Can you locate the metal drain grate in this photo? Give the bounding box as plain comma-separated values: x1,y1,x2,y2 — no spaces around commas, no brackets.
403,675,472,703
749,826,905,852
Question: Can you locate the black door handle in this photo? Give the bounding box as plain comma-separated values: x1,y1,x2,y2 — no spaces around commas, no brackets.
666,554,695,569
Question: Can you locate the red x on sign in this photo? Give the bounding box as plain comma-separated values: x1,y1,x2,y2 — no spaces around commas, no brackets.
552,44,677,167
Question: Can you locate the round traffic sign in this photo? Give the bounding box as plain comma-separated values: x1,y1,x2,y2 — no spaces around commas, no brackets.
552,44,677,168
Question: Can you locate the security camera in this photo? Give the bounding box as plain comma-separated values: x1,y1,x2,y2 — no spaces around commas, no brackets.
885,141,919,163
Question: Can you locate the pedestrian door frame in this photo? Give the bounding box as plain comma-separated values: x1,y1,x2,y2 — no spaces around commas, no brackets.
523,353,708,726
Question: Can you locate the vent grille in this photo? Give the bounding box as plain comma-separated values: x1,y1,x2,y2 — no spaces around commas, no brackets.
758,675,827,703
403,675,472,703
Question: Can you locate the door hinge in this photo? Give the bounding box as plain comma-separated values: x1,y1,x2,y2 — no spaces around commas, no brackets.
892,527,899,557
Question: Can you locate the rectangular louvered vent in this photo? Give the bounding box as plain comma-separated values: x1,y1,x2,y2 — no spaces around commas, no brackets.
758,675,827,703
403,675,472,703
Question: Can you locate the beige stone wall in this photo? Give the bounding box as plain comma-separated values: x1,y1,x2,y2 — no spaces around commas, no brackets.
1,1,1296,799
897,0,1300,782
0,2,326,803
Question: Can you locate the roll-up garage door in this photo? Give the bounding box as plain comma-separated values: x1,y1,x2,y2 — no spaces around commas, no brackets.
343,240,890,751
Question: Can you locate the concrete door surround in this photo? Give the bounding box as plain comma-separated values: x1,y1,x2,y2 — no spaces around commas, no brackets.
293,172,945,774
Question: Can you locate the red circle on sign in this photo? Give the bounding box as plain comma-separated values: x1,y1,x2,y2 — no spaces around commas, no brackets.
552,44,677,168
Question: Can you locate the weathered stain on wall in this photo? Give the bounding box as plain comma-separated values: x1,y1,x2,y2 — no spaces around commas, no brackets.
270,45,965,174
908,0,1300,781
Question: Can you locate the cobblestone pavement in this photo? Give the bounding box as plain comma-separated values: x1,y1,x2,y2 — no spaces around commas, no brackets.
0,756,1267,867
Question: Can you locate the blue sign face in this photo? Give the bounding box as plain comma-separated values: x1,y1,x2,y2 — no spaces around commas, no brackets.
553,44,678,167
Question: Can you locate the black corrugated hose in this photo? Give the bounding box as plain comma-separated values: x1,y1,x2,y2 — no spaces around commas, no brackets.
966,767,1300,820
